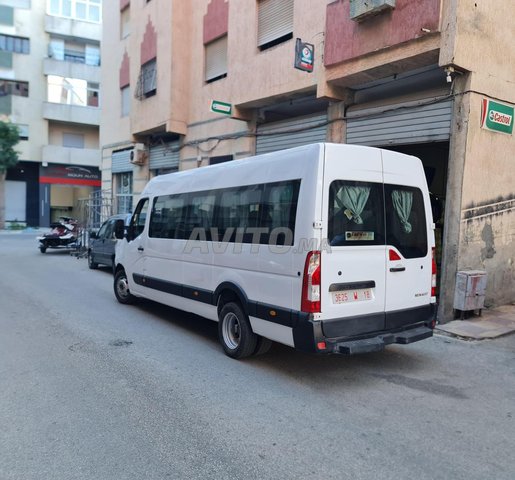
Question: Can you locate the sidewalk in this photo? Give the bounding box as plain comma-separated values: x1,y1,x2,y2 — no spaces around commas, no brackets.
436,303,515,340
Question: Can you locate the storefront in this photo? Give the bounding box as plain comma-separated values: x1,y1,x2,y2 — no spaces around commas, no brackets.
38,164,101,226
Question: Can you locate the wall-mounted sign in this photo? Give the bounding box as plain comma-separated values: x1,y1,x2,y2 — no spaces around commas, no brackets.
481,98,514,135
294,38,314,73
39,164,101,186
210,100,232,116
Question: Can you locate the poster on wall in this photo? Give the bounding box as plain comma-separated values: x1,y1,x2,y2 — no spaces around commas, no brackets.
481,98,514,135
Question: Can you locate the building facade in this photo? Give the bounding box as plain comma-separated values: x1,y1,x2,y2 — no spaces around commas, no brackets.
0,0,102,227
100,0,515,322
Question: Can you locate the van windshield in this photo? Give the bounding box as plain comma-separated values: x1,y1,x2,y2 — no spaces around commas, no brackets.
328,180,428,258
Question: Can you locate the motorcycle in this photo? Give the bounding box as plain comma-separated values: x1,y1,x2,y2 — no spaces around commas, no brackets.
37,217,80,253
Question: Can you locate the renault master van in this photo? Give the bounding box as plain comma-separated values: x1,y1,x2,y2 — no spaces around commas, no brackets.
114,143,436,359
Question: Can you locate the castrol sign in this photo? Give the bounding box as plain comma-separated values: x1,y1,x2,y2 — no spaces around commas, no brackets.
481,98,514,135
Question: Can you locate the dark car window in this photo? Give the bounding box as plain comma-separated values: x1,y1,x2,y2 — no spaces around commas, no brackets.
97,221,108,239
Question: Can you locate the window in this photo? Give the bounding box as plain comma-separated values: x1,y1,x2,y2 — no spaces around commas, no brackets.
0,79,29,97
257,0,293,51
148,179,301,245
205,35,227,83
130,197,148,238
0,6,14,26
136,58,156,99
385,185,427,258
116,172,133,214
63,133,84,148
47,75,99,107
48,0,102,23
16,124,29,141
328,180,385,247
149,195,185,239
0,34,30,54
121,86,130,116
120,6,130,39
48,38,100,66
328,180,428,258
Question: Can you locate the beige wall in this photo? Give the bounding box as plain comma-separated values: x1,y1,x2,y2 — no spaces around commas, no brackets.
440,0,515,307
48,123,99,148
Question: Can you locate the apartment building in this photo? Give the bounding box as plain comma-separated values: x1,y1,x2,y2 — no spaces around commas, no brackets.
100,0,514,321
1,0,101,227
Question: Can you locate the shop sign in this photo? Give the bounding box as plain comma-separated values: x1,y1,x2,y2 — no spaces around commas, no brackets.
210,100,232,116
39,164,101,186
481,98,514,135
294,38,314,73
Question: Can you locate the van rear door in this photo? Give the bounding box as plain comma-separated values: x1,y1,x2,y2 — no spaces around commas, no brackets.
382,150,434,327
321,144,386,335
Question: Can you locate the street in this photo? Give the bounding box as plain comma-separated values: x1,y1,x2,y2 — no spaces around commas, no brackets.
0,232,514,480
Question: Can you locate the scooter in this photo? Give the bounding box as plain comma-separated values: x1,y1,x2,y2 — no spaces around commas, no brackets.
37,217,80,253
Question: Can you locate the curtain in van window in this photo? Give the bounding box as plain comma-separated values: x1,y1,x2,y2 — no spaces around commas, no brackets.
392,190,413,233
338,186,370,224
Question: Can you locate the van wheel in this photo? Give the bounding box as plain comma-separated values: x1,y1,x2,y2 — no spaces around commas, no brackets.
114,269,136,305
39,246,47,253
254,336,273,356
218,302,257,359
88,251,98,269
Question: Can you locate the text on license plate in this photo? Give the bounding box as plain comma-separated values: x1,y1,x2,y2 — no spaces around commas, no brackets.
332,288,374,304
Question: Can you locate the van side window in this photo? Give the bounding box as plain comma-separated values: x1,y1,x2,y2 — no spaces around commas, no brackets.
262,180,300,246
130,198,149,238
149,195,185,239
183,192,217,240
328,180,384,246
385,185,427,258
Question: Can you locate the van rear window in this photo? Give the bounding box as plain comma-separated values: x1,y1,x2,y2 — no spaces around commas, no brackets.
328,181,385,247
328,181,428,258
385,185,427,258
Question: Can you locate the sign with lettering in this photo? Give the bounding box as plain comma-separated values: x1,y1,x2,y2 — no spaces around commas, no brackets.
481,98,514,135
294,38,314,73
210,100,232,116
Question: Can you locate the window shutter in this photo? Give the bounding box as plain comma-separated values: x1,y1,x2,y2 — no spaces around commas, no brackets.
205,35,227,81
257,0,294,47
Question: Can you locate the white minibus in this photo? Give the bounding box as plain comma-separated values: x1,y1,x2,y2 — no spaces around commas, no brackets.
114,143,436,359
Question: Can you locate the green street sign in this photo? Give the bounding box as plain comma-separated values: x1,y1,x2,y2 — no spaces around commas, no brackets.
481,98,514,135
210,100,232,116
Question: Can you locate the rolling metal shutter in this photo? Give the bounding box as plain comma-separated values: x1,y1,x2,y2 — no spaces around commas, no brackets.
111,149,132,173
257,0,294,47
149,141,180,170
346,98,453,146
205,35,227,81
256,113,328,155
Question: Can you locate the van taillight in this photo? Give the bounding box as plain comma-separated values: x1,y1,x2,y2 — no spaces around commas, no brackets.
431,247,437,300
301,251,321,313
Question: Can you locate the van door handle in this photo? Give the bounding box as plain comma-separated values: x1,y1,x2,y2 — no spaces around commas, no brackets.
390,267,405,272
138,246,144,252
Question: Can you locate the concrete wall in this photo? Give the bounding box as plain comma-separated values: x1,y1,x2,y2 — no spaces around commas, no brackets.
324,0,441,66
440,0,515,308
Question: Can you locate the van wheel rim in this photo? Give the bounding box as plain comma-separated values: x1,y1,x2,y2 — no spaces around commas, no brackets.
222,312,240,349
117,276,129,298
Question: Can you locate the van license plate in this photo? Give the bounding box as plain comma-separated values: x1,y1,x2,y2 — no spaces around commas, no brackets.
332,288,373,304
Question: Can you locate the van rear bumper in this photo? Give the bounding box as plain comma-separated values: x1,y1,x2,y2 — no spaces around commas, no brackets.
292,304,437,355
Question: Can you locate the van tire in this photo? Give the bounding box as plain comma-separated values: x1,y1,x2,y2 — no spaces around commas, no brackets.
218,302,257,359
114,269,136,305
254,336,273,355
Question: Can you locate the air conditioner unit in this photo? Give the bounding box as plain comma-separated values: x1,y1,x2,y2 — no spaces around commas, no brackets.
130,143,148,166
350,0,395,22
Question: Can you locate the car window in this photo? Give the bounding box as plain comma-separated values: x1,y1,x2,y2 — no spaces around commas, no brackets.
97,221,108,239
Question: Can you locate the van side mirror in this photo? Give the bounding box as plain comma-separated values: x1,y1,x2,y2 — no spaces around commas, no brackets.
89,231,98,239
114,219,125,240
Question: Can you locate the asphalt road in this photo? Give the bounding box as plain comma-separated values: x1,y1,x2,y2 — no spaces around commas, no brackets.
1,232,514,480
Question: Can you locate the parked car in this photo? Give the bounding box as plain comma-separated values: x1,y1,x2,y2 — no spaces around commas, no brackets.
88,214,131,270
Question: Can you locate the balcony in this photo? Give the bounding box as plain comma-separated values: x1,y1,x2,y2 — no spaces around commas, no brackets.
42,145,100,167
43,102,100,126
43,58,100,83
45,15,101,42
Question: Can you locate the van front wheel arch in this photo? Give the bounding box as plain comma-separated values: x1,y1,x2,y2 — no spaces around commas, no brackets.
218,302,257,359
114,268,136,305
